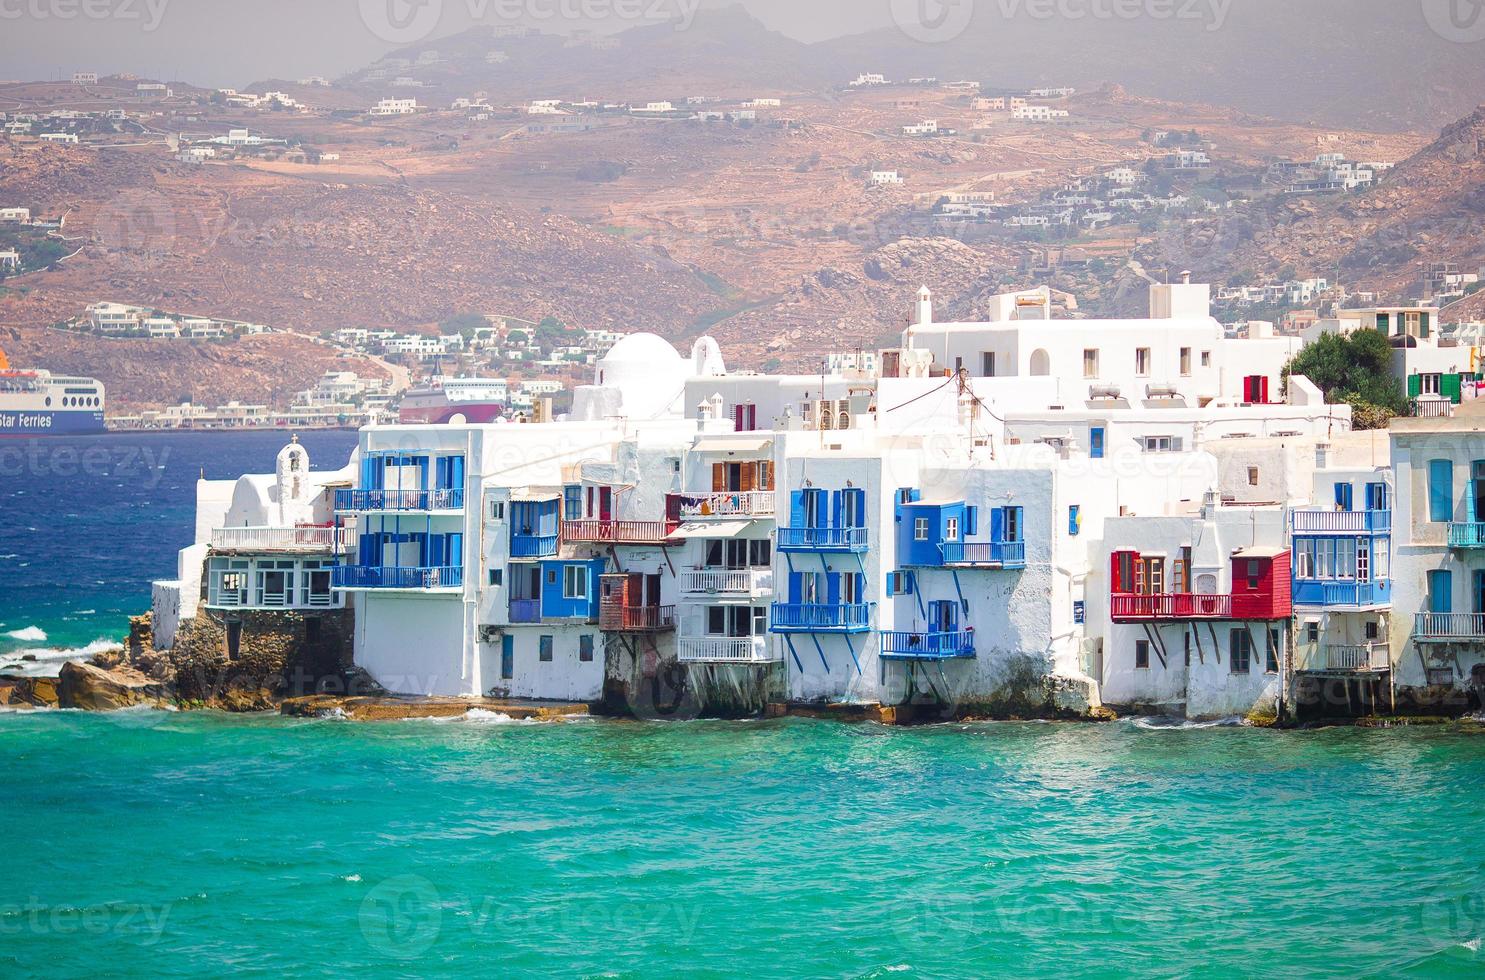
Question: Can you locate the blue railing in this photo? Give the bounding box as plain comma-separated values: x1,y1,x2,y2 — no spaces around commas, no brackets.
775,526,869,552
769,602,873,632
1293,510,1391,534
881,630,976,660
335,488,465,512
1293,579,1391,608
331,565,464,590
509,598,542,623
510,533,559,559
941,540,1026,567
1448,523,1485,548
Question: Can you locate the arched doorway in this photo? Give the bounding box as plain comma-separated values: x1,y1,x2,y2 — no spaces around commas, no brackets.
1029,349,1051,376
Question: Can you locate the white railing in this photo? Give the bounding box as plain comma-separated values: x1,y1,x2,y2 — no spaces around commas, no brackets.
669,491,776,520
210,526,352,553
681,569,774,595
1324,643,1390,671
677,636,776,663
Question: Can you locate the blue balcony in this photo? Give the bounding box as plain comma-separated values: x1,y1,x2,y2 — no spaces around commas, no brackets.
880,630,976,661
940,541,1025,569
509,598,542,623
332,565,464,591
511,533,559,559
1292,579,1391,608
1448,523,1485,549
769,602,874,633
1293,510,1391,534
335,488,465,513
776,526,869,553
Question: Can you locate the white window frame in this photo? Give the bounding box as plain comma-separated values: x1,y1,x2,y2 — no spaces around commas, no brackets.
563,564,587,600
914,517,930,541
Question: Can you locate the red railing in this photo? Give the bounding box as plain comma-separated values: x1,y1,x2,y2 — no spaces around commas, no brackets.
1111,593,1232,621
599,602,676,632
562,520,679,545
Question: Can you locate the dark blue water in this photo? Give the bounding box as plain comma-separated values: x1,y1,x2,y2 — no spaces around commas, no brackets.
0,430,358,661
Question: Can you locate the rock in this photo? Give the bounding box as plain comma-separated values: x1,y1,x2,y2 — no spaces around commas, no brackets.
57,661,173,711
0,675,60,708
20,654,36,662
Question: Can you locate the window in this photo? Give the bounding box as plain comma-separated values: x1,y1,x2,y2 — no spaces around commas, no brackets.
1135,347,1151,377
887,571,915,596
945,517,960,541
1266,629,1281,674
489,500,505,521
1142,557,1165,595
1000,506,1023,542
1428,459,1454,523
748,539,772,568
1365,621,1379,641
488,568,503,587
1068,505,1080,536
1247,560,1262,590
1229,629,1252,674
1183,631,1191,667
1419,373,1443,396
1179,347,1192,376
580,635,594,663
982,352,996,377
1135,640,1150,669
539,635,554,662
1306,621,1319,644
563,565,587,600
1143,436,1181,453
914,517,930,541
1334,482,1353,511
1172,557,1188,594
1200,351,1211,367
1083,348,1099,378
1248,467,1260,487
563,486,582,520
841,573,863,604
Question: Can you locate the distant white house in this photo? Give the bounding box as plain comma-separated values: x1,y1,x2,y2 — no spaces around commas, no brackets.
870,170,905,186
902,120,940,136
178,146,216,164
72,72,98,85
0,249,20,272
38,133,79,144
849,73,889,88
0,207,31,223
368,98,418,116
1012,105,1070,122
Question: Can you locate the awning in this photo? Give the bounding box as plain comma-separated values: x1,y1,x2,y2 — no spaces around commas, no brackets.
691,437,772,454
510,488,560,503
669,520,756,539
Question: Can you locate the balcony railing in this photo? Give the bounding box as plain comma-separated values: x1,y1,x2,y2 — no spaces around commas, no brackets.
769,602,874,632
335,488,465,512
1293,579,1391,608
509,598,542,624
210,526,353,553
668,491,776,520
562,520,679,545
681,569,774,595
677,636,775,663
599,603,676,632
331,565,464,590
1448,523,1485,549
775,526,869,552
1321,643,1391,672
1415,612,1485,641
1409,398,1454,418
941,540,1026,568
1293,510,1392,534
1112,593,1232,621
510,533,559,559
881,630,976,660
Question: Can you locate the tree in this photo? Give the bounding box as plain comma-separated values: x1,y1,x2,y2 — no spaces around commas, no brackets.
1282,329,1404,429
441,312,488,339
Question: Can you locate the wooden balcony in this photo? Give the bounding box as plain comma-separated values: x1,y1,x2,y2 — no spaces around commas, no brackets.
210,525,353,554
562,520,679,546
599,602,676,632
676,636,775,663
667,491,776,520
1415,613,1485,641
1293,510,1391,534
334,488,464,513
1111,593,1231,622
680,569,774,595
331,565,463,591
880,630,976,661
775,526,869,553
769,602,873,633
941,541,1025,568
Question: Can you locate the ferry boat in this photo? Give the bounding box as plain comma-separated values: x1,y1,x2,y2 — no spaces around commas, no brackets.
398,376,506,425
0,346,107,435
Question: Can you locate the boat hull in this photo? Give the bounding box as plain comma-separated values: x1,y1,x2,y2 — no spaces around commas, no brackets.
0,409,108,435
398,403,505,425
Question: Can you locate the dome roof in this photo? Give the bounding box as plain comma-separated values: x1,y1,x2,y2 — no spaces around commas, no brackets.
598,332,684,366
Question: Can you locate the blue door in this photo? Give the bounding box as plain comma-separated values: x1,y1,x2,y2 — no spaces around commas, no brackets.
501,635,514,680
1089,427,1105,459
1428,570,1453,614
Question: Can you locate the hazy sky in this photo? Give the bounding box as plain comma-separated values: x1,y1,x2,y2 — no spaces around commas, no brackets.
0,0,896,88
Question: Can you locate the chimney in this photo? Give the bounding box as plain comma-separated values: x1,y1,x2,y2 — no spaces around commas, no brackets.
1201,489,1220,519
1181,270,1192,285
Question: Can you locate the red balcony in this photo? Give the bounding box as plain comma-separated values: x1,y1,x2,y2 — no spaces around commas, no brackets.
599,602,676,632
561,519,679,545
1109,548,1291,623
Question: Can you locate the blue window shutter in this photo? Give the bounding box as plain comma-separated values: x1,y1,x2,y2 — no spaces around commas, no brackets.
1429,460,1454,522
830,491,842,528
965,506,978,536
1429,570,1453,614
447,533,463,567
827,573,841,605
990,507,1005,543
787,571,804,603
907,571,915,595
790,491,806,528
849,488,866,527
359,534,375,566
1069,505,1081,536
1090,428,1105,459
1010,507,1024,541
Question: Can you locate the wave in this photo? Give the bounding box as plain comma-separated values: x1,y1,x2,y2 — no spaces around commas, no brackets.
1127,715,1248,730
0,638,120,676
4,626,47,642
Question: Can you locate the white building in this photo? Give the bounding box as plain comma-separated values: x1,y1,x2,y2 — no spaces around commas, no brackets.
369,99,419,116
869,171,905,186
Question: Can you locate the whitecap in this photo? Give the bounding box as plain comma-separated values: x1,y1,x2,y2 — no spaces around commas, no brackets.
5,626,46,642
1128,715,1245,730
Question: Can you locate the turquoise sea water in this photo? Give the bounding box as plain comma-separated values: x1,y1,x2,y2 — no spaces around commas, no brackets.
3,711,1485,978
